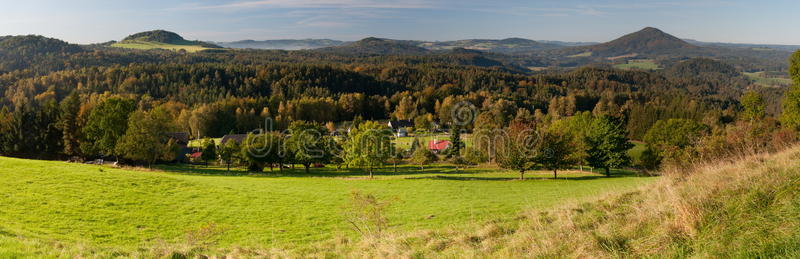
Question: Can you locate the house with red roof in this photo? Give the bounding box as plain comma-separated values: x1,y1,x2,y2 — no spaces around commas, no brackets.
428,140,451,152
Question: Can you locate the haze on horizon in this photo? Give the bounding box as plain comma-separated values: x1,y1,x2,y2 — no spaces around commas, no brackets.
1,0,799,45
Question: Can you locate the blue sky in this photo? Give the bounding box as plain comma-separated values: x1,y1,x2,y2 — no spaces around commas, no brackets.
1,0,799,45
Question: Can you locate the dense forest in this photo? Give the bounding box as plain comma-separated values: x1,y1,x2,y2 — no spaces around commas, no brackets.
0,34,798,172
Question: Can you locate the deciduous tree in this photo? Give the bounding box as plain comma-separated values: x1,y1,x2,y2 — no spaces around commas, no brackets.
585,115,633,177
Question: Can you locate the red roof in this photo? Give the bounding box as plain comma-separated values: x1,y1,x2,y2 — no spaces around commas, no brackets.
428,140,451,151
190,152,203,158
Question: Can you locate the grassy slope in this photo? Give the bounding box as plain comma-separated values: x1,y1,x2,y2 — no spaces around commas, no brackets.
743,72,793,87
331,146,800,258
567,51,592,58
614,59,661,70
111,40,212,52
0,157,651,257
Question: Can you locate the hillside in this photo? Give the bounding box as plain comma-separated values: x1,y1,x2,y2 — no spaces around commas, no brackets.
0,157,651,257
2,145,795,257
665,58,741,78
218,39,345,50
310,146,800,257
112,30,221,52
315,37,429,55
0,35,84,73
0,35,82,54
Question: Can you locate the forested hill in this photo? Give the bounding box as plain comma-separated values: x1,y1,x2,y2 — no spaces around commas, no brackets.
123,30,186,44
314,37,430,56
121,30,221,48
0,35,84,73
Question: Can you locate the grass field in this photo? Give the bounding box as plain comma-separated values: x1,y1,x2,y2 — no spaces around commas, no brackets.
0,156,654,256
337,146,800,257
111,40,214,52
614,59,661,70
567,51,592,58
743,71,793,87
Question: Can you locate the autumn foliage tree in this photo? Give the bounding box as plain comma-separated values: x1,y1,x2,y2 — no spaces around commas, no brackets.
496,122,537,180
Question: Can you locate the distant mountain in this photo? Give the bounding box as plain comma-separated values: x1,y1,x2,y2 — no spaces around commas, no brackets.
116,30,222,50
683,39,800,52
417,38,563,53
573,27,697,58
218,39,345,50
315,37,429,55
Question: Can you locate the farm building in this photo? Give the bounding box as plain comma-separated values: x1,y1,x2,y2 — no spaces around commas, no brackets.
428,140,451,152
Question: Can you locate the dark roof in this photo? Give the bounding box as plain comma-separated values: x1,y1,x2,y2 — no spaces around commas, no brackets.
220,134,248,145
166,132,189,145
388,120,414,129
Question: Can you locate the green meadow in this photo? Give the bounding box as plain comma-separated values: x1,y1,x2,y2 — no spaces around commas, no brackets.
743,71,793,87
614,59,661,70
0,156,654,255
567,51,592,58
111,40,213,53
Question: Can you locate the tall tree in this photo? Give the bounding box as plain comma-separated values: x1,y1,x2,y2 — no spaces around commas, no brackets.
448,125,464,157
585,115,633,177
536,130,575,179
200,139,217,166
241,132,284,172
218,140,241,172
496,122,537,180
81,98,136,159
741,91,766,122
288,121,332,173
344,121,393,179
115,108,175,167
781,51,800,130
57,91,82,157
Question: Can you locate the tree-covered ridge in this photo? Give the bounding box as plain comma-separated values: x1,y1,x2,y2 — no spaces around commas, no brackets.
0,35,85,73
315,37,430,56
0,35,83,54
665,58,740,77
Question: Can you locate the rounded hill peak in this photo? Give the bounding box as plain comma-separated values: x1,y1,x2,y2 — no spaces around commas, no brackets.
123,30,185,44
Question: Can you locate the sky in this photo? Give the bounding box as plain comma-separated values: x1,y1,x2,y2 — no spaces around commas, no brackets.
1,0,799,45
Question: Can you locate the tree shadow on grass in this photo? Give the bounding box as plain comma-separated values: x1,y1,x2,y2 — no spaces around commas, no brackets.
154,163,496,178
404,169,650,181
